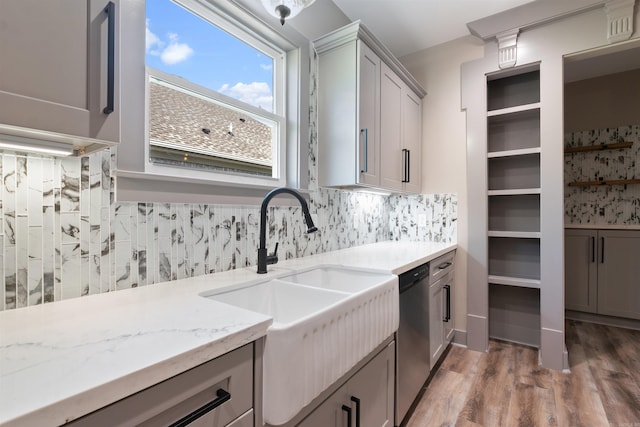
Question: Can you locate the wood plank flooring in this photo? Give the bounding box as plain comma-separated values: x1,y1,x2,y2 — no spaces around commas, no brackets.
406,320,640,427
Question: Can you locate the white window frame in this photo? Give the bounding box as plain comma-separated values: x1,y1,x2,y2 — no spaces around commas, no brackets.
115,0,309,204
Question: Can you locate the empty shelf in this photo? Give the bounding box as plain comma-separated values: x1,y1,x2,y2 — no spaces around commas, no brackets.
489,275,541,288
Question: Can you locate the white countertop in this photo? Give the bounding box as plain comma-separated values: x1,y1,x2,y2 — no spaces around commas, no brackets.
0,240,455,426
565,223,640,230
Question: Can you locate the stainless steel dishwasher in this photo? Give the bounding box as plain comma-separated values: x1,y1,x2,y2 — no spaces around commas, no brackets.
396,262,430,426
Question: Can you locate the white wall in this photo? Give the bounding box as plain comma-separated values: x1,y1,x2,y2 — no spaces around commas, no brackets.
400,36,484,335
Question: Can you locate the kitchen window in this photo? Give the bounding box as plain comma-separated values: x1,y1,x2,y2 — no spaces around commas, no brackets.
146,0,285,180
115,0,309,203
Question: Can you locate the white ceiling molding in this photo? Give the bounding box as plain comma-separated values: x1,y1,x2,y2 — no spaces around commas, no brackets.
497,29,520,69
605,0,636,43
466,0,605,40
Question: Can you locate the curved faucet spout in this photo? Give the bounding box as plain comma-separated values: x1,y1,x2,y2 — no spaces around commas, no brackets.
257,187,317,274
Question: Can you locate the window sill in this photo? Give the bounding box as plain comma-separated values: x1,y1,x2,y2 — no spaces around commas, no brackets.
114,169,308,205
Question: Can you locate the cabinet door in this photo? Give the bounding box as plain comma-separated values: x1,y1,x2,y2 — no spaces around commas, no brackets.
0,0,120,144
379,62,404,192
346,341,395,427
597,230,640,320
402,88,422,193
357,41,380,187
565,229,597,313
444,275,455,343
429,281,445,366
296,384,350,427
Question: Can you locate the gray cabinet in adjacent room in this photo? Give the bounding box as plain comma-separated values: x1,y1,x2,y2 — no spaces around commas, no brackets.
565,228,640,320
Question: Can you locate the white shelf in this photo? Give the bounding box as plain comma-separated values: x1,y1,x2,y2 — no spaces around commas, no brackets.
488,188,541,196
488,231,541,238
489,275,541,289
487,102,540,117
488,147,541,158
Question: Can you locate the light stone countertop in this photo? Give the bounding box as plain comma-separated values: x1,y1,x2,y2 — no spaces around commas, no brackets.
565,223,640,230
0,240,456,426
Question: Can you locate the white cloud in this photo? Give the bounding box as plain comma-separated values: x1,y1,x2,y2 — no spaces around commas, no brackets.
160,33,194,65
145,19,164,55
219,82,273,111
146,23,193,65
260,63,273,71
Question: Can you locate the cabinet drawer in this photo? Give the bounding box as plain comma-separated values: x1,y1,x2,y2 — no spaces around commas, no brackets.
430,250,455,284
68,343,253,427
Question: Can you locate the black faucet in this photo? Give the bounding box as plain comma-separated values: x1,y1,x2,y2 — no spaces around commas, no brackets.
257,187,318,274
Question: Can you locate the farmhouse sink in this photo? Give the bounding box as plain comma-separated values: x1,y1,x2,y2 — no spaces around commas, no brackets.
202,266,399,426
206,279,350,324
278,264,391,293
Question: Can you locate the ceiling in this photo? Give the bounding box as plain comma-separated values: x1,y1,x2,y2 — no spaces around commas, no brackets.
329,0,536,57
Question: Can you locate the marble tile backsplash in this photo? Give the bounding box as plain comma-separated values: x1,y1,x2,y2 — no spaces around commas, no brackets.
0,149,456,310
564,125,640,225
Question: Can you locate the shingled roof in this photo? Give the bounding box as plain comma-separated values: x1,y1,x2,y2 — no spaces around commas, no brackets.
148,79,273,166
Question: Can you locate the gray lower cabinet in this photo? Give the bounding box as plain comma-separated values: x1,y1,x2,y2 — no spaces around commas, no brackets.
565,229,640,320
296,341,395,427
565,229,598,313
67,343,255,427
429,251,455,367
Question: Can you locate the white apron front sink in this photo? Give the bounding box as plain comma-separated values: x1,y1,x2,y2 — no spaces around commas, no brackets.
202,266,399,426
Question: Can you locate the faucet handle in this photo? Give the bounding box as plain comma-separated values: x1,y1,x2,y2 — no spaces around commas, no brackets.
266,242,279,265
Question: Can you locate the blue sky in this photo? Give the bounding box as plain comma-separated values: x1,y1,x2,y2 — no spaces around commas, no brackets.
146,0,274,111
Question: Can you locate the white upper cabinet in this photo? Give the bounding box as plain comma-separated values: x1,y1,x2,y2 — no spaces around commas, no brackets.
358,42,382,187
380,62,423,193
379,62,403,192
0,0,120,155
314,21,425,193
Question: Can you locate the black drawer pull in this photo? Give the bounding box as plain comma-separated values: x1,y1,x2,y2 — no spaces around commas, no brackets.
438,261,452,270
169,388,231,427
103,1,116,114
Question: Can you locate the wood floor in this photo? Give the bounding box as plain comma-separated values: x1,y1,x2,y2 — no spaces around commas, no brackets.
406,320,640,427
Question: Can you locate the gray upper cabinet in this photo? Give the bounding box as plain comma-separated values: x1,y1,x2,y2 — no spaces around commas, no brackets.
0,0,120,155
314,21,425,194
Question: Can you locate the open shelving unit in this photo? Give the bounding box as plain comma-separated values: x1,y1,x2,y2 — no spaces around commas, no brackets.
486,66,542,347
565,140,637,187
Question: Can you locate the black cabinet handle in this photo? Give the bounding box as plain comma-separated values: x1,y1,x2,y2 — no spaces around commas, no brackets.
360,129,368,173
444,284,451,322
350,396,361,427
591,236,595,263
600,237,605,264
438,261,452,270
402,149,410,183
406,149,410,183
169,388,231,427
103,1,116,114
342,405,352,427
